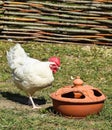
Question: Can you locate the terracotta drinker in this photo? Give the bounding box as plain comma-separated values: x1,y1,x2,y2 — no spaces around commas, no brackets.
50,76,106,118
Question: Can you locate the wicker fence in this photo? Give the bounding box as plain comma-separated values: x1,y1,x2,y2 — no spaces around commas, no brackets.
0,0,112,45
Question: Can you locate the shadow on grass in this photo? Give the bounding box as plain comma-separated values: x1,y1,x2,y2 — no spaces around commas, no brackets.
46,106,61,116
0,91,46,106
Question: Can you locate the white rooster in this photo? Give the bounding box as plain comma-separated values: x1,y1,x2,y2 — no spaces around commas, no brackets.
7,44,60,109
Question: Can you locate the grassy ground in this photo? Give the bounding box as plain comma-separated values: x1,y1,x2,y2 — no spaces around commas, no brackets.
0,41,112,130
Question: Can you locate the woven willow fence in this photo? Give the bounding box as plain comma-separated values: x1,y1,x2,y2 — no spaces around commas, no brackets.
0,0,112,45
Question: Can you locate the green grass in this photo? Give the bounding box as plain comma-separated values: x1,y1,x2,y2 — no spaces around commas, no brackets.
0,41,112,130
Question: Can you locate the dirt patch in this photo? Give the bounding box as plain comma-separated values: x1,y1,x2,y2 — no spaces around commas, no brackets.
0,97,51,111
0,98,30,110
0,91,50,111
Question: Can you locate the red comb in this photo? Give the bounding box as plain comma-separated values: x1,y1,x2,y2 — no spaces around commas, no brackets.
48,57,60,67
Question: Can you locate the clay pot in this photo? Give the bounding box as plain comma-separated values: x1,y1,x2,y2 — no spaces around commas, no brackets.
50,76,106,118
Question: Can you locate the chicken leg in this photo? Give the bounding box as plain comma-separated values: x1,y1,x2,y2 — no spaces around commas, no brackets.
28,95,41,109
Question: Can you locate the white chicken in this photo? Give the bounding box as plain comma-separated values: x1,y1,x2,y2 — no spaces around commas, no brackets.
7,44,60,109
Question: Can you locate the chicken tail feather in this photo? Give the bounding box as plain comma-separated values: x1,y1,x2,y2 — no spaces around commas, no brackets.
7,44,27,70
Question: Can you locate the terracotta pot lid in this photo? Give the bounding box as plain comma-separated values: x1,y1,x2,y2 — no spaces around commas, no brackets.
50,76,106,103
